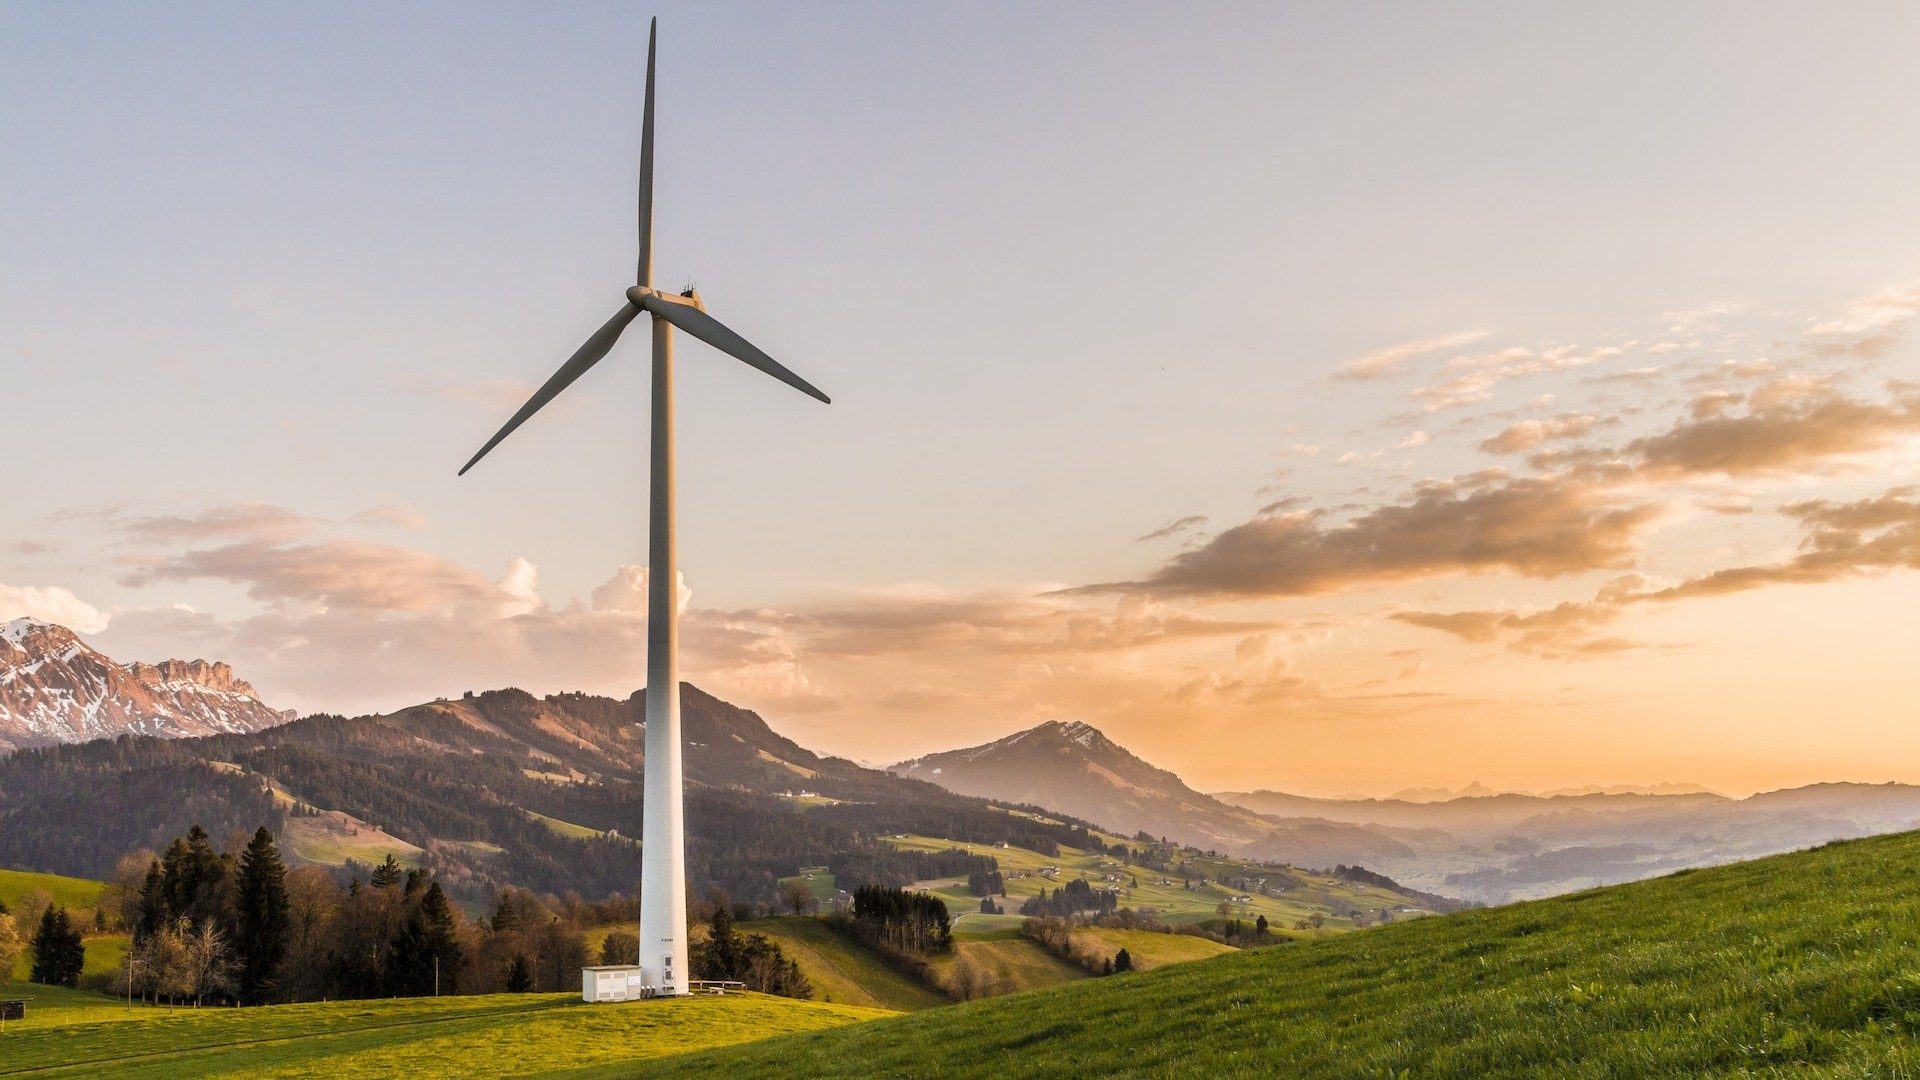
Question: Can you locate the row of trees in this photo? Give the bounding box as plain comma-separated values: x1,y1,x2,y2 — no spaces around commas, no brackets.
846,885,951,955
122,827,463,1005
691,889,811,998
1019,879,1119,917
964,870,1005,897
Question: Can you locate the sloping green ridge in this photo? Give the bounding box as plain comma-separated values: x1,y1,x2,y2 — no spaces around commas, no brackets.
647,830,1920,1079
0,867,106,911
747,917,950,1012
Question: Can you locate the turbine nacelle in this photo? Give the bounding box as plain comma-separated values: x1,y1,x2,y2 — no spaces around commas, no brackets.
625,284,704,311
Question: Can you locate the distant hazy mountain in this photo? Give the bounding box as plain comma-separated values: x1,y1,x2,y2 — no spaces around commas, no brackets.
0,619,292,751
1383,781,1720,802
1216,783,1920,904
891,720,1414,867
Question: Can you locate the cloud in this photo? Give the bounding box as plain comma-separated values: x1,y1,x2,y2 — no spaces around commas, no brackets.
1326,330,1489,382
1410,345,1620,413
1627,384,1920,476
1662,301,1749,335
1808,282,1920,336
1392,599,1633,658
589,564,692,618
120,537,513,615
0,583,109,634
1115,472,1658,599
793,591,1279,658
1398,482,1920,654
1631,489,1920,601
1803,281,1920,359
1135,515,1208,543
116,503,322,545
1479,414,1608,455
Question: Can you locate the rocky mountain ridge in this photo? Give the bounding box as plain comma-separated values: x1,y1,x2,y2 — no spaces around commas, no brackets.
0,619,292,751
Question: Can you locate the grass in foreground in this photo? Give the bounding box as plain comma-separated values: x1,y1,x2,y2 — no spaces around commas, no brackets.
0,987,888,1079
649,830,1920,1079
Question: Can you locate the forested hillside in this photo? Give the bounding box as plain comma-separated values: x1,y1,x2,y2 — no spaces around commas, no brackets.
0,684,1100,907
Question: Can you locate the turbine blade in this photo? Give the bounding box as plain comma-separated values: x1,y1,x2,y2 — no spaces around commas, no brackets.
636,17,657,287
639,293,830,404
458,303,642,476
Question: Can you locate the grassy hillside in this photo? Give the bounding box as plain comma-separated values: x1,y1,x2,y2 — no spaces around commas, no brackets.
1073,927,1236,972
0,984,889,1078
8,933,130,984
2,868,127,984
926,936,1087,996
0,867,107,911
889,832,1432,935
649,830,1920,1078
746,917,949,1012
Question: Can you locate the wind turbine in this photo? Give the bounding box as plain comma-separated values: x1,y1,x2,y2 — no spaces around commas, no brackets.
458,17,829,997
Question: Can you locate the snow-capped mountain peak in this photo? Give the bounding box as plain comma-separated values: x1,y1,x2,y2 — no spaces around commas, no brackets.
0,621,292,752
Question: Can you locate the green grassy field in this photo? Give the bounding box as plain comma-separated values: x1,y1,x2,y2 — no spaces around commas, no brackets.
926,937,1087,995
0,868,107,912
745,917,949,1012
646,830,1920,1078
1073,927,1236,972
0,984,889,1078
777,869,837,904
280,816,422,869
885,832,1425,935
526,812,638,847
10,933,131,985
2,869,127,984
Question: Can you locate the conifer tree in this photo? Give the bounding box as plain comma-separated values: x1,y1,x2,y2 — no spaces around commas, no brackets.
370,854,404,889
234,826,291,1004
1114,947,1133,973
29,905,84,987
504,954,533,993
389,881,463,996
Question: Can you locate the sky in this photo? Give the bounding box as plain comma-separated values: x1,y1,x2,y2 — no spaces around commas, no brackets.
4,2,1919,798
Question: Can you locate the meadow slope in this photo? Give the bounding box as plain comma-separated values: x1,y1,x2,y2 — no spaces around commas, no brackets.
0,984,889,1078
646,830,1920,1079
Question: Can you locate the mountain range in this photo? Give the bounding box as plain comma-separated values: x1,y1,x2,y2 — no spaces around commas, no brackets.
897,719,1920,904
0,619,292,752
0,674,1113,908
890,719,1414,868
7,619,1920,910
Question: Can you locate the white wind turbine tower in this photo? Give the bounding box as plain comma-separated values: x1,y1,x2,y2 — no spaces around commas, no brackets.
458,17,829,997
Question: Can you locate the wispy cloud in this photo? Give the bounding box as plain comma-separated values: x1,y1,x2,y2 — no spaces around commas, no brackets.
1135,515,1208,543
1326,330,1489,383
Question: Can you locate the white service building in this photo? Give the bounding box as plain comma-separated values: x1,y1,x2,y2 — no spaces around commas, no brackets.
582,965,654,1002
